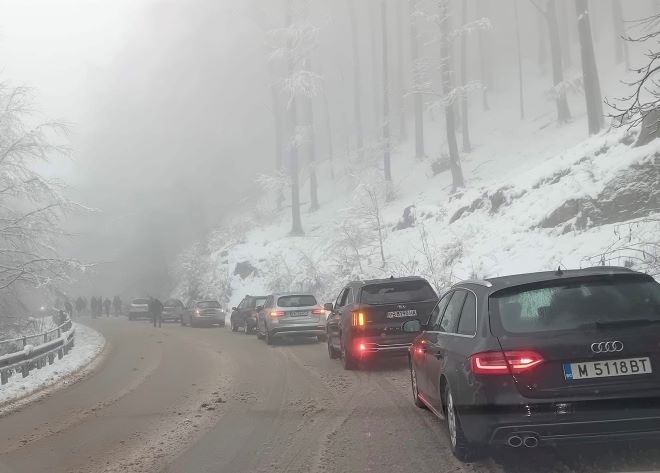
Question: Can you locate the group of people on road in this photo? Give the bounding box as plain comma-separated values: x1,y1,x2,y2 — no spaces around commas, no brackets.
64,295,124,318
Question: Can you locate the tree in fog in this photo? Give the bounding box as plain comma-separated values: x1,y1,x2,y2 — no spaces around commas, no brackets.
611,0,630,69
532,0,571,123
476,0,492,111
608,13,660,145
409,0,426,159
575,0,604,135
438,0,465,192
347,0,364,158
514,0,525,119
381,0,392,182
0,84,82,290
459,0,471,152
304,54,320,211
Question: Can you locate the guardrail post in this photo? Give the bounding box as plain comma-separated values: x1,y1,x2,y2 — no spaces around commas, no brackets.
1,370,7,385
22,336,26,348
58,348,63,359
22,362,29,377
58,327,61,338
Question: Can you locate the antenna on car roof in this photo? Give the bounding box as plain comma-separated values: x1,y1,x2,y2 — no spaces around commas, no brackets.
390,275,394,280
555,266,564,276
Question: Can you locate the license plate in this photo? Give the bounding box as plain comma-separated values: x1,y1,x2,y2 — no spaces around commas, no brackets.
289,311,309,317
563,357,652,380
386,309,417,319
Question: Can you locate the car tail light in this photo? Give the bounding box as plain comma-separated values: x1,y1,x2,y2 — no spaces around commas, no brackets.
470,350,544,375
269,310,285,317
358,342,366,352
352,311,365,327
312,308,324,315
195,309,201,315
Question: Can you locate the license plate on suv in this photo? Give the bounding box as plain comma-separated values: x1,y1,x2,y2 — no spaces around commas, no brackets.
289,311,309,317
563,357,652,380
386,309,417,319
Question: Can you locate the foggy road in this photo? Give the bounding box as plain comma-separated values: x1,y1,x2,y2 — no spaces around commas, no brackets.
3,320,660,473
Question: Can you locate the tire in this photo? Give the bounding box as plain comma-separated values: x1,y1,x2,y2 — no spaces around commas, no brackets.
231,321,238,332
317,334,327,342
341,340,357,370
327,336,339,359
410,361,426,409
445,385,478,462
128,314,135,321
180,316,185,326
265,329,274,345
191,319,197,328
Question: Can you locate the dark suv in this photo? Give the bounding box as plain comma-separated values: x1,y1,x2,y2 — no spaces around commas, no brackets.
407,267,660,461
230,295,267,333
325,277,438,370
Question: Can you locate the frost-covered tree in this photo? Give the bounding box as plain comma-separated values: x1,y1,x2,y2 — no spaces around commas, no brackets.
0,83,82,291
381,0,392,182
575,0,604,135
347,0,364,158
409,0,426,159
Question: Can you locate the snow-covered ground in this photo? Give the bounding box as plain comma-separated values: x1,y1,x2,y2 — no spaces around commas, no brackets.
171,64,660,307
0,323,105,406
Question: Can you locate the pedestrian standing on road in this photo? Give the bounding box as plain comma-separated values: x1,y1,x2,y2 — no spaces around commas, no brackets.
150,297,164,328
64,300,73,318
112,296,122,316
97,296,103,318
75,297,85,316
90,297,97,318
103,298,111,317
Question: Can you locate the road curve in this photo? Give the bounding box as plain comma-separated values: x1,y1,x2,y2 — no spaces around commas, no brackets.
2,318,660,473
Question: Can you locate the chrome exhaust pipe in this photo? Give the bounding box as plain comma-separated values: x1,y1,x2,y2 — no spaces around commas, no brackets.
523,436,539,448
507,435,523,448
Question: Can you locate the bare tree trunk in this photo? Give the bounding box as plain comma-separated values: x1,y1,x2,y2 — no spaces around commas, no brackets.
546,0,571,122
305,56,319,211
611,0,630,69
514,0,525,119
557,0,572,67
370,1,380,137
382,0,391,181
409,0,425,159
396,0,407,141
286,0,303,235
576,0,604,135
322,84,335,180
538,9,548,73
347,0,364,157
460,0,471,152
439,0,464,192
269,65,285,210
477,0,491,111
588,0,599,42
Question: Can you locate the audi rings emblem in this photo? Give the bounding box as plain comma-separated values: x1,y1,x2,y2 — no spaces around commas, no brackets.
590,341,624,353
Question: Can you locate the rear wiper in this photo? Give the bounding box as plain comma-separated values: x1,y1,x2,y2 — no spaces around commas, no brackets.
590,319,660,329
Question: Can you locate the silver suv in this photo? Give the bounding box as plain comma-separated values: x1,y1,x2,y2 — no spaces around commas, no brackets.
256,293,325,345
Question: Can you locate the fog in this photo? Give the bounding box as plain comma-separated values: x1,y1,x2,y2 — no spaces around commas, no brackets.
1,0,657,303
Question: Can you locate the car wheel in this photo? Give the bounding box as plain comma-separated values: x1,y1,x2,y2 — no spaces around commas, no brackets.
327,336,339,359
410,361,426,409
341,340,356,370
191,319,197,328
445,385,478,462
180,316,185,326
231,321,238,332
265,329,274,345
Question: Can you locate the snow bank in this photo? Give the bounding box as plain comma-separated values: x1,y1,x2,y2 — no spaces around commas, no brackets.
0,323,105,406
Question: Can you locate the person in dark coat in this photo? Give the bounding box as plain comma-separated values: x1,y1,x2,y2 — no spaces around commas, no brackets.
90,297,97,318
150,297,164,328
112,296,122,316
103,298,111,317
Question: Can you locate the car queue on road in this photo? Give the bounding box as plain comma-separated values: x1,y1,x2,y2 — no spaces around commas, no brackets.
122,266,660,463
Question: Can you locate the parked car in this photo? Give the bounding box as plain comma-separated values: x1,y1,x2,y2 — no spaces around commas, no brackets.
230,295,267,333
162,298,184,323
408,267,660,462
128,298,150,321
181,300,226,327
256,293,325,345
325,276,438,370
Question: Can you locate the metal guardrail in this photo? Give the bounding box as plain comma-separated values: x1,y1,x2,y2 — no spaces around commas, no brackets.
0,317,75,385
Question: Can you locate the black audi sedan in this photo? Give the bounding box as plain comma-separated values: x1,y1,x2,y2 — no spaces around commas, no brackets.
406,267,660,461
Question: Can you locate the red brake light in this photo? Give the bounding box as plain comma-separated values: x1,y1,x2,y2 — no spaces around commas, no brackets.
352,311,365,327
470,350,544,375
358,343,366,352
312,308,324,315
269,310,285,317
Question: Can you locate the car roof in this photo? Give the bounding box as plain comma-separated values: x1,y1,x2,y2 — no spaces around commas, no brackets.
270,292,317,298
453,267,646,292
349,276,429,286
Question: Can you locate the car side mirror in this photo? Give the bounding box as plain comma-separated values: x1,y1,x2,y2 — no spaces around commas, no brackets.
323,303,334,312
402,320,422,333
232,307,237,311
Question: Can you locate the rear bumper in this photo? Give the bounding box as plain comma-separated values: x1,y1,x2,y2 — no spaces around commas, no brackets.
459,400,660,446
270,325,325,337
192,316,224,325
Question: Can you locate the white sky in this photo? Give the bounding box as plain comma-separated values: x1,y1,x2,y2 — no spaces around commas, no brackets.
0,0,152,124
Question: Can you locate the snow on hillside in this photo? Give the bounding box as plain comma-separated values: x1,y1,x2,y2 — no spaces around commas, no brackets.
172,66,660,307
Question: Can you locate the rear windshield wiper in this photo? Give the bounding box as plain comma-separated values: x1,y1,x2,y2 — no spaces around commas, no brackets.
588,319,660,329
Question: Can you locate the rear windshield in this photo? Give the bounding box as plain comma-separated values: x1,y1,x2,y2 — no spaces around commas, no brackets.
164,299,182,307
490,276,660,334
277,295,317,307
132,299,149,304
360,281,437,305
252,297,267,308
197,301,221,309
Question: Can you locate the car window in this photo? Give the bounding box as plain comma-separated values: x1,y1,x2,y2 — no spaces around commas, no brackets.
253,297,267,308
429,292,453,329
457,292,477,336
438,290,467,334
278,295,317,307
197,301,221,309
360,280,436,304
336,288,349,308
132,298,149,305
345,288,354,305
